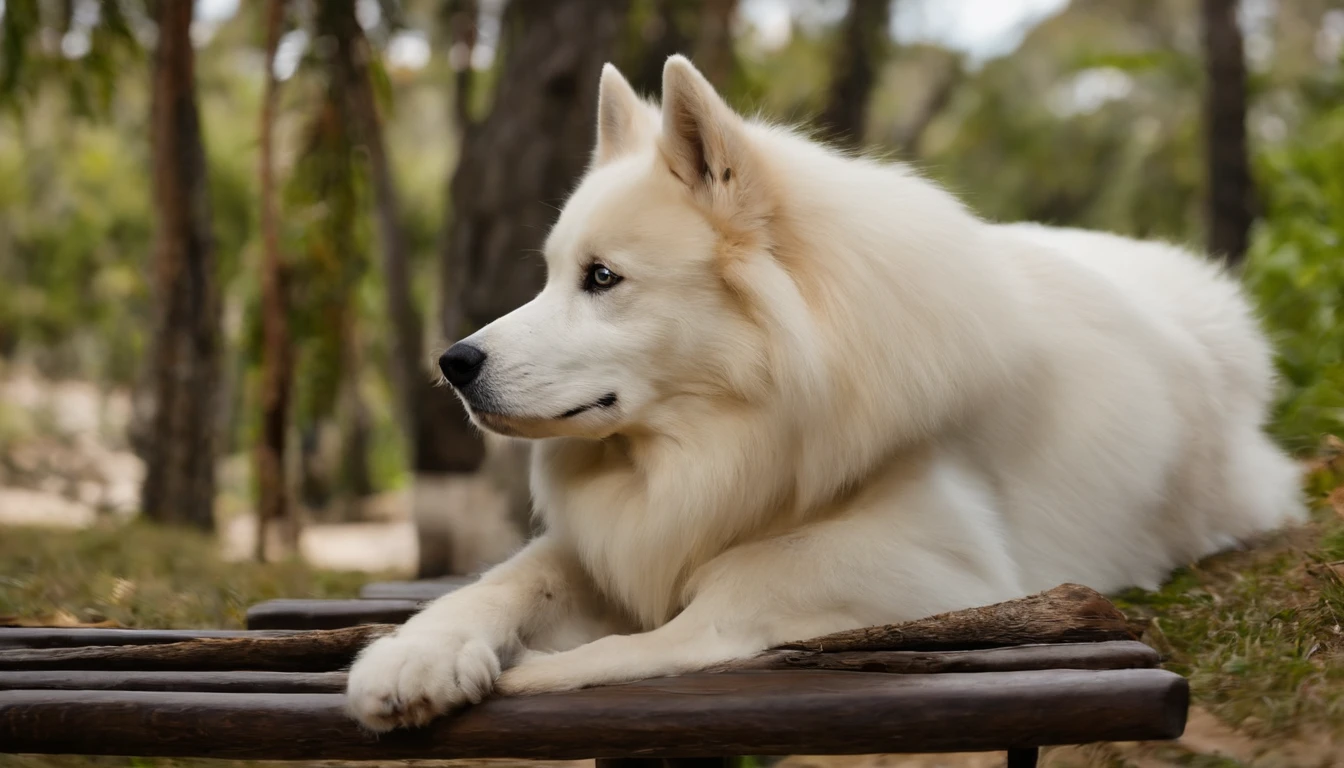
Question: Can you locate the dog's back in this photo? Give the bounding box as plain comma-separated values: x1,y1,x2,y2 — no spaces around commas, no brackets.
979,222,1304,591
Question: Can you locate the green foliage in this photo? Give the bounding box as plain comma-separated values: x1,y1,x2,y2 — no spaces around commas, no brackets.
1243,85,1344,452
0,110,152,382
0,0,142,118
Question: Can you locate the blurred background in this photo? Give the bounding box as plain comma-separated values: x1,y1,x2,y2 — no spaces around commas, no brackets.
1,1,1343,762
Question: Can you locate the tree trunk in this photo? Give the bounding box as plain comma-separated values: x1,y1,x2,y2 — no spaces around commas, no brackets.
820,0,892,148
337,310,374,517
413,0,630,577
894,58,962,157
446,0,478,127
441,0,629,335
1201,0,1254,268
140,0,222,531
340,12,423,454
627,0,737,98
628,0,692,96
693,0,739,92
255,0,294,561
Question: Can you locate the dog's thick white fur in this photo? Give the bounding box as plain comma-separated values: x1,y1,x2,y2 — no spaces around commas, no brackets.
346,56,1304,731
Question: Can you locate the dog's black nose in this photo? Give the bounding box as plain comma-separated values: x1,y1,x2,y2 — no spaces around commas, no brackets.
439,343,487,388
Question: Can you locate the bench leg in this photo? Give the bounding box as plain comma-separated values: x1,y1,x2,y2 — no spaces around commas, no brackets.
596,760,730,768
1006,747,1039,768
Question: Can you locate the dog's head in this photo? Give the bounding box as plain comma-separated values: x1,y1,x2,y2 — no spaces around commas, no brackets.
442,56,821,440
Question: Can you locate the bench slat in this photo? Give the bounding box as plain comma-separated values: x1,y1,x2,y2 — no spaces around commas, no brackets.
0,670,346,693
0,668,1188,759
0,641,1158,688
0,628,302,650
358,578,474,601
245,599,422,630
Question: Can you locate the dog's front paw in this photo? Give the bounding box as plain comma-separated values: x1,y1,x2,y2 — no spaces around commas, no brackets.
345,631,501,732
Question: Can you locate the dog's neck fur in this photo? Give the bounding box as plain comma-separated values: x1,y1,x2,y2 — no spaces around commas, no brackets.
533,394,812,629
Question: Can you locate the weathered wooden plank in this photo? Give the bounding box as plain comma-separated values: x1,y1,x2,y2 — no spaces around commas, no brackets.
0,628,301,650
596,759,730,768
1,584,1145,673
726,640,1159,675
0,668,1189,759
779,584,1135,652
245,599,421,630
0,625,392,672
359,578,475,601
0,641,1158,688
0,670,346,693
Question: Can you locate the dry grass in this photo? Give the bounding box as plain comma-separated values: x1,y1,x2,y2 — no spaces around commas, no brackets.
0,521,376,629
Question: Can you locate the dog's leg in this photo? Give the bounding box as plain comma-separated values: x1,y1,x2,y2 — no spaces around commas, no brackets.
345,534,613,731
495,472,1022,696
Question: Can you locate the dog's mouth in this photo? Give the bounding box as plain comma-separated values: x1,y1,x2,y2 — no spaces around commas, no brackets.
466,392,620,439
557,392,619,419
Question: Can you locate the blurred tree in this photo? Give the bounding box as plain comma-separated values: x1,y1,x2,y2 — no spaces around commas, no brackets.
820,0,892,147
694,0,739,91
628,0,693,94
424,0,630,576
0,0,139,117
892,57,962,157
334,0,437,505
140,0,223,530
285,5,376,520
626,0,739,96
443,0,479,127
1201,0,1254,267
255,0,294,560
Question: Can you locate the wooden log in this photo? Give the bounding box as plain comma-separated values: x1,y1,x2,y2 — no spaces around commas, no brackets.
0,641,1157,687
596,760,730,768
359,577,475,600
0,584,1139,674
721,640,1158,675
0,628,301,650
0,668,1189,759
0,670,346,693
0,625,392,672
778,584,1135,652
245,599,422,630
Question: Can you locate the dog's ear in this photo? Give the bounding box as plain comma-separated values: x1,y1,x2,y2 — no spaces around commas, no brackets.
594,64,651,166
659,55,747,192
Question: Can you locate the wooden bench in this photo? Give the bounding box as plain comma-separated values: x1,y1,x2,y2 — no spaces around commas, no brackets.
0,585,1188,766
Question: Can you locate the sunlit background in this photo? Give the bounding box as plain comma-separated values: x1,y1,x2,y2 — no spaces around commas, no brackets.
1,2,1343,758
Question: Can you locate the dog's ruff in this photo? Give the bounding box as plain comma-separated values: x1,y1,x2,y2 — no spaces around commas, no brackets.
347,56,1304,731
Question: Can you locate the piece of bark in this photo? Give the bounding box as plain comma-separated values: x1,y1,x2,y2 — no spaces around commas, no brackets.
721,640,1156,675
777,584,1135,652
0,625,392,672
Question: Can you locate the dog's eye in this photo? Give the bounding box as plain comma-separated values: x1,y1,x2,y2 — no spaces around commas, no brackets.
584,263,623,292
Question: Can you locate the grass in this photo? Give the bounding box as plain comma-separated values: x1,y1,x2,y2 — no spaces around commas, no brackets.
1114,518,1344,737
1,444,1342,768
0,521,374,629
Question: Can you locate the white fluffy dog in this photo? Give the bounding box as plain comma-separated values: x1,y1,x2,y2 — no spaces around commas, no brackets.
346,56,1303,731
